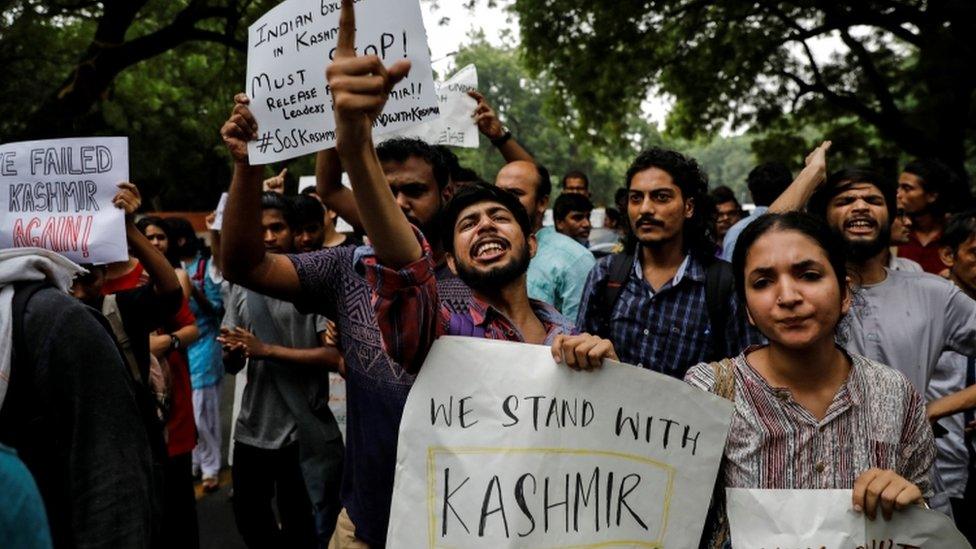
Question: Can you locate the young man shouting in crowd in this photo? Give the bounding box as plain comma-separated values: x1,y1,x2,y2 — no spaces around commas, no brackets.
325,0,615,373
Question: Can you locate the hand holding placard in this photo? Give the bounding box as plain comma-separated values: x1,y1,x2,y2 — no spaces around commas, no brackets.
221,94,259,164
328,0,411,153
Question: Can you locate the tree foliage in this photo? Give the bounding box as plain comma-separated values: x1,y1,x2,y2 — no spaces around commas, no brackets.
507,0,976,180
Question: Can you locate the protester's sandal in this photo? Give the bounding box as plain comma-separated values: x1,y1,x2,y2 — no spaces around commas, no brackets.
202,476,219,493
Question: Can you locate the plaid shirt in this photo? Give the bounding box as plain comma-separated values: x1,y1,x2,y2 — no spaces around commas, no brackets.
576,252,762,379
362,229,575,373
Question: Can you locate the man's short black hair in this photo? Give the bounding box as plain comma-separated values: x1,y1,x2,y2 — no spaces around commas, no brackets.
903,158,960,215
808,167,898,223
261,191,298,229
942,210,976,253
292,194,325,227
746,162,793,207
624,147,716,261
377,138,450,190
553,193,594,222
561,170,589,189
710,185,741,208
441,182,533,256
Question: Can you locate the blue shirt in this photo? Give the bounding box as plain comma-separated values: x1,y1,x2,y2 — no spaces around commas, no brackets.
576,252,763,378
721,206,768,261
527,226,596,321
184,256,224,389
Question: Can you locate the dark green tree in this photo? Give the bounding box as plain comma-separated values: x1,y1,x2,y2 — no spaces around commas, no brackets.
504,0,975,179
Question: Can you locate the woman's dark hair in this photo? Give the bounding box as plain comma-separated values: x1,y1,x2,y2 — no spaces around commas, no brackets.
136,215,180,266
164,216,205,260
808,168,897,223
441,182,533,256
731,212,848,303
623,147,716,260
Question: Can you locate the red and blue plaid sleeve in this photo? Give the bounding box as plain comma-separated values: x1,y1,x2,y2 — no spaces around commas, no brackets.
360,226,443,374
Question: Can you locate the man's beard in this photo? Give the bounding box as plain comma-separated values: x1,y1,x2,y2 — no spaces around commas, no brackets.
455,245,531,293
842,223,891,263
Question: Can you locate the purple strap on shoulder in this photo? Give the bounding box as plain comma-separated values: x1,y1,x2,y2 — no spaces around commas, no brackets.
448,312,486,338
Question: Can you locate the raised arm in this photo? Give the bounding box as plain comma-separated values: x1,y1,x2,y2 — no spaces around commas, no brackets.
468,90,534,163
114,182,182,314
218,94,303,301
767,140,832,213
315,148,363,232
327,0,420,269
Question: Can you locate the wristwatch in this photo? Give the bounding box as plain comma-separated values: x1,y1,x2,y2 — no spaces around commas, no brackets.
490,130,513,147
169,334,182,352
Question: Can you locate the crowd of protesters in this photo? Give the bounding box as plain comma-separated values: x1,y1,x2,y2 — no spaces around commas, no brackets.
3,5,976,549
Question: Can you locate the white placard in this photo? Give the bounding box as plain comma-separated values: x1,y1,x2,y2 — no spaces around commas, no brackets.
245,0,439,164
0,137,128,264
210,192,229,231
727,488,971,548
328,372,347,439
382,64,479,148
387,337,734,547
298,175,316,193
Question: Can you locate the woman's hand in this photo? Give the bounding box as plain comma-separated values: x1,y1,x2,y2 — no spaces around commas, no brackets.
852,468,923,520
550,333,617,371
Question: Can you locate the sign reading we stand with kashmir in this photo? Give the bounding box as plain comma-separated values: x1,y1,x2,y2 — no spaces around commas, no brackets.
386,336,735,548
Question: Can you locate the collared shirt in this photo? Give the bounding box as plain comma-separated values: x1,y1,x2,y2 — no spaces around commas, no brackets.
721,206,768,261
527,226,596,320
577,252,763,379
927,351,976,499
287,242,471,546
362,230,575,373
898,231,946,274
844,269,976,395
685,349,934,495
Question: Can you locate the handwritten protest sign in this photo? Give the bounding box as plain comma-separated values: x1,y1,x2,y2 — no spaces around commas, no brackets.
727,488,971,548
387,337,734,547
210,192,229,231
382,64,479,148
245,0,439,164
0,137,128,264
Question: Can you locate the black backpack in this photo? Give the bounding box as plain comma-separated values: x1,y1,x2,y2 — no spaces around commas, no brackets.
598,252,735,362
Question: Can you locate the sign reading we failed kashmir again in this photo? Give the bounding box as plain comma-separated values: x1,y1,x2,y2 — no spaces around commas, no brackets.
245,0,439,164
387,337,735,548
0,137,128,264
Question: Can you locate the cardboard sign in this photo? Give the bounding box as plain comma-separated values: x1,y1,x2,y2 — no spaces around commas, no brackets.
245,0,439,164
727,488,971,548
387,337,734,547
0,137,128,264
383,64,479,148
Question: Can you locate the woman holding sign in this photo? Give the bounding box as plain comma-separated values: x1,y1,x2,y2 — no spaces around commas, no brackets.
685,212,934,546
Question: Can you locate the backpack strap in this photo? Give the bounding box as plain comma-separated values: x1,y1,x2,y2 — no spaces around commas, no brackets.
599,252,634,337
100,295,144,384
10,282,52,388
447,312,486,338
704,260,735,361
708,358,737,401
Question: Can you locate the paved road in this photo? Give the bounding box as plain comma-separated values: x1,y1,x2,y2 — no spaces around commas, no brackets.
194,377,246,549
